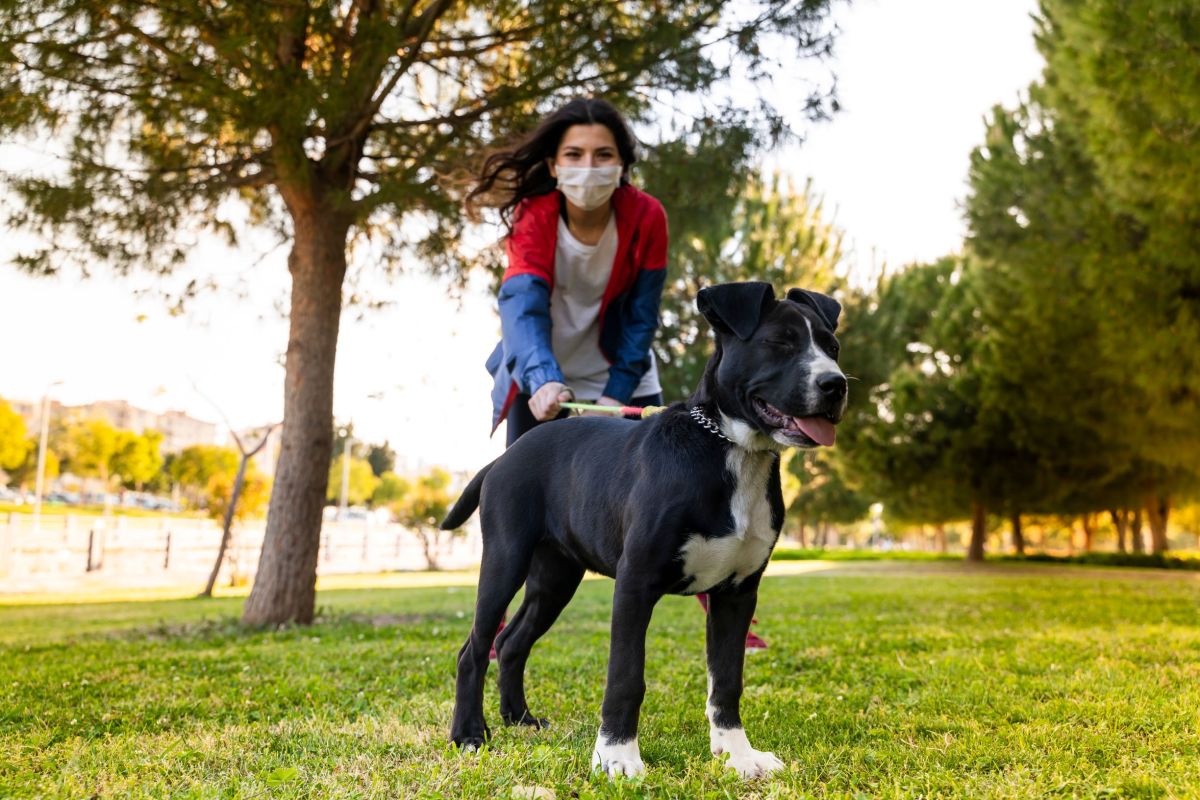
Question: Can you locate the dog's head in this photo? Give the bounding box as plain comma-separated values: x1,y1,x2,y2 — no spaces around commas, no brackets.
695,281,847,450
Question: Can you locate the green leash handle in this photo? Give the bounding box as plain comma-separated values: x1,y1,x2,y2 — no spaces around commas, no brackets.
560,401,667,420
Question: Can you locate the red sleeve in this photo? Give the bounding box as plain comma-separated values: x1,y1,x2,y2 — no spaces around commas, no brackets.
504,196,557,284
637,195,669,272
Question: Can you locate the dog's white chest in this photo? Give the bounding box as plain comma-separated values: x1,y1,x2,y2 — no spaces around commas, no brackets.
679,449,776,593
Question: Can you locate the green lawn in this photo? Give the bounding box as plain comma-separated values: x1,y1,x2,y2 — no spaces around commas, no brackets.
3,562,1200,798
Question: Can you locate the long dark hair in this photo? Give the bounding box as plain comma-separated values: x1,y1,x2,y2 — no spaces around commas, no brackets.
466,98,639,230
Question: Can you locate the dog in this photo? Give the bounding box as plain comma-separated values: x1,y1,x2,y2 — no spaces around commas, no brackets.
441,281,847,779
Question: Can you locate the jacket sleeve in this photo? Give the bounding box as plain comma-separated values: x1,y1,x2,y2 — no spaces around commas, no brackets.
499,272,564,395
602,200,669,402
602,266,667,402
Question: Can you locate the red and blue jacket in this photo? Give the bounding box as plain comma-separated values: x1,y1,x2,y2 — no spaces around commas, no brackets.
487,184,669,433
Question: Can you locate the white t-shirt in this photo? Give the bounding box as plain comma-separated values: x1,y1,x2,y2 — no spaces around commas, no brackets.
550,215,661,400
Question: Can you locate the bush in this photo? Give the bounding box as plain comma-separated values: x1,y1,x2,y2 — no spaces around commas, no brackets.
996,552,1200,571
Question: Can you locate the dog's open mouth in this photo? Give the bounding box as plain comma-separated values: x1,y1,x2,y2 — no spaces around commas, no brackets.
752,397,837,446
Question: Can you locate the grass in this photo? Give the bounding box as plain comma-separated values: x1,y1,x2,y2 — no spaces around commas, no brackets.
3,562,1200,798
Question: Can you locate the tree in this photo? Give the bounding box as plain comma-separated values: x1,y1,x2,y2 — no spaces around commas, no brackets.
366,442,396,479
169,445,240,509
6,440,58,491
0,0,840,624
202,425,277,598
60,419,120,495
112,430,164,491
1036,1,1200,227
371,471,410,506
392,467,456,570
326,455,380,507
965,92,1200,552
788,450,870,546
1035,2,1200,543
966,97,1133,514
0,399,30,473
835,257,1008,560
204,465,271,525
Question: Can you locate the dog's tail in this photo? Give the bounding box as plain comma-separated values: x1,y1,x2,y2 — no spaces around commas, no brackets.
440,460,497,530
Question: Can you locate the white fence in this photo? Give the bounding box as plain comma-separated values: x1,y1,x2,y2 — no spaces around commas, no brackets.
0,512,483,594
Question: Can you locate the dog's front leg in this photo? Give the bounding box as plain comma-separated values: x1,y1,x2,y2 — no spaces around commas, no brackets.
592,578,661,778
705,581,785,779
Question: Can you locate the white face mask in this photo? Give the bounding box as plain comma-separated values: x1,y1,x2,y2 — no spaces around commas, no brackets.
555,165,622,211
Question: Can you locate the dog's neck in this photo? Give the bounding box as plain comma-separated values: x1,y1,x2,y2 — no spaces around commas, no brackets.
688,342,785,454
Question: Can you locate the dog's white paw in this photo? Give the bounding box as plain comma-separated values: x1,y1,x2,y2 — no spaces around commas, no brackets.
591,732,645,778
723,748,784,779
710,726,784,779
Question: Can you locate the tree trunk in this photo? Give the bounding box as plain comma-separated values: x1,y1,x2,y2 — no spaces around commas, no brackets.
934,523,947,554
202,455,248,598
797,517,807,548
967,502,986,562
1130,508,1145,553
418,528,442,571
243,204,349,626
1081,513,1095,553
1010,513,1025,555
203,428,275,599
1110,508,1127,553
1145,495,1170,555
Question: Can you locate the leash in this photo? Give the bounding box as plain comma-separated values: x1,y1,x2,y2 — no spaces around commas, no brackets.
560,401,667,420
561,401,730,442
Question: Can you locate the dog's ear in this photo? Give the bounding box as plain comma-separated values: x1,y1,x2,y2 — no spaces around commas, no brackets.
697,282,776,340
787,288,841,333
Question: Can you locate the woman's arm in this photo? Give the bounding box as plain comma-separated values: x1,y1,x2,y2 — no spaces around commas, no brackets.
602,198,669,402
602,266,667,402
498,273,565,396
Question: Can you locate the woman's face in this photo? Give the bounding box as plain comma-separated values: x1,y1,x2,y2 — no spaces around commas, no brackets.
549,123,622,175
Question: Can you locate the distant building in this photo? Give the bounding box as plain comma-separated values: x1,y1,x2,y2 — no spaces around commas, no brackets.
7,398,219,453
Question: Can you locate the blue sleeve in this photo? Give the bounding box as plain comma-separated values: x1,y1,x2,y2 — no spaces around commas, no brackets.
498,272,564,394
602,267,666,402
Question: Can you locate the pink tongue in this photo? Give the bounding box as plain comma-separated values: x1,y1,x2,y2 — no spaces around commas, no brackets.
793,416,836,446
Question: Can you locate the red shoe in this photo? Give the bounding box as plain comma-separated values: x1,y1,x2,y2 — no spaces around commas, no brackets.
696,594,768,652
488,618,506,662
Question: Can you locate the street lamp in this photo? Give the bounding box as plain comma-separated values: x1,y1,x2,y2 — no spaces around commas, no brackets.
338,426,352,521
335,393,387,522
33,379,64,531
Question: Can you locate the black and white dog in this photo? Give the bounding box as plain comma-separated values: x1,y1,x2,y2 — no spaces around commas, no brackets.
442,281,847,779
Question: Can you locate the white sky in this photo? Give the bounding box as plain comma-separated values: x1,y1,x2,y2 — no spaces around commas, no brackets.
0,0,1042,473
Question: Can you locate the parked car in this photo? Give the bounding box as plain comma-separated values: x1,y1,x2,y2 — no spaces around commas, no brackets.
0,486,22,504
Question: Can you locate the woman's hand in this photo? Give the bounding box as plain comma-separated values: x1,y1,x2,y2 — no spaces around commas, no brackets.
530,382,574,421
581,396,624,417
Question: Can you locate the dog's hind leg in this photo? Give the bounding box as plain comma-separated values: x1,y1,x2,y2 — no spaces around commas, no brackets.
496,543,585,728
450,526,538,750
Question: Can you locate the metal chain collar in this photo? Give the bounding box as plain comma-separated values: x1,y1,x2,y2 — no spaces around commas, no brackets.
689,405,730,442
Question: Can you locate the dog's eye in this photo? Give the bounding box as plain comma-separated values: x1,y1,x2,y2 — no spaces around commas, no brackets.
828,342,841,358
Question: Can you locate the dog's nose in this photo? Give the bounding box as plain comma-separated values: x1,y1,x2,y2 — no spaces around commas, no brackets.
817,372,847,400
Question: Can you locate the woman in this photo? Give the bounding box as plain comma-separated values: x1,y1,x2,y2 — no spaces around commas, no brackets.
469,97,666,442
467,97,766,651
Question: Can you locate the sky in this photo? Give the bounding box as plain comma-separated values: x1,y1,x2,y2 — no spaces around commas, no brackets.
0,0,1043,473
